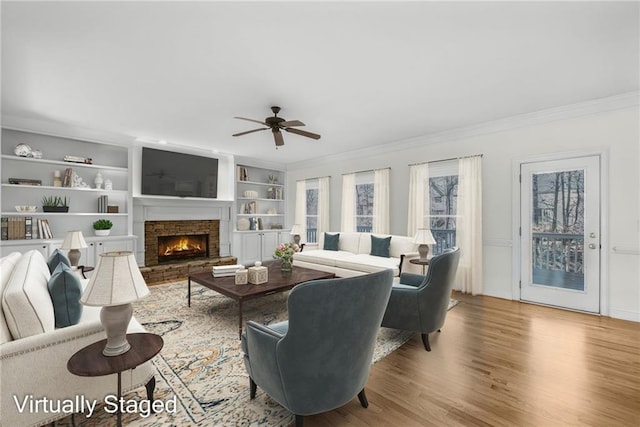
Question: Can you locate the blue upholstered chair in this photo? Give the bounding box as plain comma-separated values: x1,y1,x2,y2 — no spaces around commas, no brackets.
382,247,460,351
241,269,394,427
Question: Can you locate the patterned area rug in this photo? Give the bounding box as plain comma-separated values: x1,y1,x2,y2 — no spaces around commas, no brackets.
55,280,446,426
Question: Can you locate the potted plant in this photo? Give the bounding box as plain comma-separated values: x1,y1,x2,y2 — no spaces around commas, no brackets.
42,195,69,213
93,219,113,236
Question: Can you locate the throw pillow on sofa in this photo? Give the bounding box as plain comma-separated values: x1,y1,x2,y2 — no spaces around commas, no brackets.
323,233,340,251
370,235,391,258
47,249,71,273
48,263,83,328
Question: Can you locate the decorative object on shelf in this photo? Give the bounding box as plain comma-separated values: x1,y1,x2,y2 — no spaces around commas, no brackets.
267,187,274,199
237,218,250,231
104,178,113,191
270,223,283,229
94,172,104,189
14,143,32,157
413,228,436,261
42,195,69,213
248,261,268,284
290,224,303,245
8,177,42,186
80,251,150,356
267,208,278,215
14,205,37,212
31,149,43,159
243,190,258,199
268,174,278,184
63,155,93,164
235,268,248,285
53,170,62,187
273,242,300,272
60,230,88,267
107,205,119,213
93,219,113,236
72,171,89,188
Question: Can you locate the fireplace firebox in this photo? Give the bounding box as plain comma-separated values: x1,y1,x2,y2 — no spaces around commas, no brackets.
158,234,208,263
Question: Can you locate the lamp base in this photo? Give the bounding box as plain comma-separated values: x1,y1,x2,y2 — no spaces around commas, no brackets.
418,244,430,262
293,234,301,245
68,249,81,267
100,304,133,356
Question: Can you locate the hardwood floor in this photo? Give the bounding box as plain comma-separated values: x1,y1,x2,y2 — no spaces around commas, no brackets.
305,292,640,426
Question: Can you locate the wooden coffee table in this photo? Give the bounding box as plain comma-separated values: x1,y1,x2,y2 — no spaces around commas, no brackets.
188,262,334,338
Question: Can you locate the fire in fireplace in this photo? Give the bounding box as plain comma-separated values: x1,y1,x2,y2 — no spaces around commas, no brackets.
158,234,209,263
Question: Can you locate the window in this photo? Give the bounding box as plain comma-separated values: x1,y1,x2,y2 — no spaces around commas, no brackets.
355,173,374,232
305,181,319,243
427,163,458,255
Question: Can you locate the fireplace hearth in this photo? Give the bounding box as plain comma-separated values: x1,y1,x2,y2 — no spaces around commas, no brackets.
158,234,208,263
145,220,219,267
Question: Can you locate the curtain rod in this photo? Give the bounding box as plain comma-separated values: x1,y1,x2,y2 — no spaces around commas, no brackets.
408,154,483,167
296,176,331,182
342,166,391,176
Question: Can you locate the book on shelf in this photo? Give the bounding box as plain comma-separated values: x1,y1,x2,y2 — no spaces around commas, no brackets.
1,217,7,240
62,167,73,187
8,177,42,186
98,195,109,213
25,217,33,239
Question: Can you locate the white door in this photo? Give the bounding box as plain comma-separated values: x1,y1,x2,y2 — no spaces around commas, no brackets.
520,156,600,313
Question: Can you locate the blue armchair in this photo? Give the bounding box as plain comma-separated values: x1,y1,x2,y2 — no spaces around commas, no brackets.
241,269,394,426
381,247,460,351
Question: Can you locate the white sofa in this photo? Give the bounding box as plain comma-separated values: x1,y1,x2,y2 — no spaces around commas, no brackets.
293,232,421,277
0,250,156,427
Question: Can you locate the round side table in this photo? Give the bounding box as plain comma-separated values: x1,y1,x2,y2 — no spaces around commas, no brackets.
409,258,430,275
67,332,163,427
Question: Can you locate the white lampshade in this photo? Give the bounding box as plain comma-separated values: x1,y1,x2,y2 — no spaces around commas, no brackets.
60,230,88,250
413,228,436,245
290,224,304,235
81,251,149,307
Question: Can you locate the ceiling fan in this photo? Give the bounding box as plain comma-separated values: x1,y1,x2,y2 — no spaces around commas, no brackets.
233,106,321,147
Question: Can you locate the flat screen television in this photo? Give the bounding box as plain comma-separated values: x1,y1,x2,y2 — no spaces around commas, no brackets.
141,147,218,198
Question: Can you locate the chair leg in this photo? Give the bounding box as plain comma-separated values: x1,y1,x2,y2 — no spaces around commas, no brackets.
357,388,369,408
295,414,304,426
421,333,431,351
250,377,257,399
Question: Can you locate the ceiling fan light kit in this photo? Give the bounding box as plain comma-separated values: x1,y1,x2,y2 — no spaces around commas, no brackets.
233,106,321,147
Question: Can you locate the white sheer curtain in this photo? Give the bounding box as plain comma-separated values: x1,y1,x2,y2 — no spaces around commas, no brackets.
341,173,356,232
318,176,330,236
373,168,390,234
407,163,430,237
294,180,307,240
455,155,483,295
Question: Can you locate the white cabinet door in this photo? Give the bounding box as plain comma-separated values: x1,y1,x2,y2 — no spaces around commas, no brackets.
261,232,278,260
95,238,134,255
0,242,49,258
240,233,262,265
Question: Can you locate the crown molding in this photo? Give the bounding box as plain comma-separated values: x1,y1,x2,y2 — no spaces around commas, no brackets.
286,91,639,171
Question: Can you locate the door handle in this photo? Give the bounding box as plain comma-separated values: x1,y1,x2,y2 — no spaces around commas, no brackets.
588,243,597,249
589,232,597,238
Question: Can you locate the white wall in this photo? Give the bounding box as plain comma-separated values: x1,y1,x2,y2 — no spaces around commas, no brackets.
285,105,640,321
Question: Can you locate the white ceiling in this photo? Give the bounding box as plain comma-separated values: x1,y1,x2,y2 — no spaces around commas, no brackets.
2,1,638,165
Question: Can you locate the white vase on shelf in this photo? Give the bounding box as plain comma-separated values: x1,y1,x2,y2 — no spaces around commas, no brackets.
94,172,103,189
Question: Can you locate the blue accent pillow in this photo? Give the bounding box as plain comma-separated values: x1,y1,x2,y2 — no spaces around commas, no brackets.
370,235,391,258
323,233,340,251
47,249,71,273
47,263,83,328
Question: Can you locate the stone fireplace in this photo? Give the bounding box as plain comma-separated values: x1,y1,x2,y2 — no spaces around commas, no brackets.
144,220,219,267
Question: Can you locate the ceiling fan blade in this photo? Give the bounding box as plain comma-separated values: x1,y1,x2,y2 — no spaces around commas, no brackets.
233,128,269,137
273,130,285,146
284,127,321,140
234,116,269,126
279,120,305,127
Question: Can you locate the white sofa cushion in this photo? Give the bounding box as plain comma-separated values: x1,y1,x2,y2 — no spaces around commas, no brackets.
389,235,418,258
0,252,23,344
335,254,401,275
338,232,361,253
2,250,55,339
294,249,353,267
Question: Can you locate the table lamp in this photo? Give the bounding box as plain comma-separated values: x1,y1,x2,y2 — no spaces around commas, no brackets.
80,251,150,356
413,228,436,261
60,230,88,267
290,224,303,245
